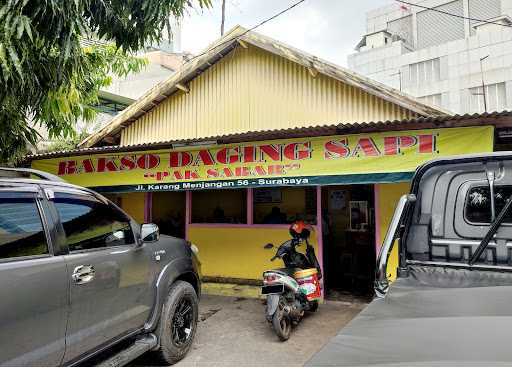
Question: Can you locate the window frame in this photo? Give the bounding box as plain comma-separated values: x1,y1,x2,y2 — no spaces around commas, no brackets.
463,184,512,227
408,58,441,87
0,187,53,264
468,82,507,113
189,188,249,226
252,186,318,226
186,187,322,232
52,190,137,254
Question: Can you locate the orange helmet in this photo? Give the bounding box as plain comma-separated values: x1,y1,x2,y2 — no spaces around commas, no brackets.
289,220,311,239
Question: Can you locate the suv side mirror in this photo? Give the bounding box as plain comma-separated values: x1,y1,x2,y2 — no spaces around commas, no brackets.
141,223,160,243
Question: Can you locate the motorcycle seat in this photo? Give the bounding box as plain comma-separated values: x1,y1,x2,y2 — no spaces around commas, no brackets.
273,267,302,277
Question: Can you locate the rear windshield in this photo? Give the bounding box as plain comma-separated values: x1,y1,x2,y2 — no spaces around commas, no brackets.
465,186,512,224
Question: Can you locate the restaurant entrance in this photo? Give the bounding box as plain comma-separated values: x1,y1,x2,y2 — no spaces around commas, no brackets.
322,185,375,298
151,191,186,238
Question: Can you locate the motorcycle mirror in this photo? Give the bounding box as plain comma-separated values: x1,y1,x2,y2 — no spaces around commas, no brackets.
264,243,274,249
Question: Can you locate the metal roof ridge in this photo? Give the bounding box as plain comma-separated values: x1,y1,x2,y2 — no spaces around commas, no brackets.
79,25,449,149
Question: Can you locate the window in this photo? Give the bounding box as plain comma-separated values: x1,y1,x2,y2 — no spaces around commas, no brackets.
419,93,442,108
253,187,317,225
54,192,135,251
466,186,512,224
467,83,507,113
408,58,440,87
0,192,48,259
191,189,247,224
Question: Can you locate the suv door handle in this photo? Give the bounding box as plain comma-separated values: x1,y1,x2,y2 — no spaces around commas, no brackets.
72,265,95,285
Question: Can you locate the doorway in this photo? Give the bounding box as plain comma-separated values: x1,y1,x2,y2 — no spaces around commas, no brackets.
151,191,186,238
322,185,375,299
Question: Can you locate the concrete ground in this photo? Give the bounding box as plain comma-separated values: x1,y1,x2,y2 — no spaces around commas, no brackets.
133,295,366,367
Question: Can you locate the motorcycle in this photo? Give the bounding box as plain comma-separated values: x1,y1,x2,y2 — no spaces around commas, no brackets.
261,221,322,341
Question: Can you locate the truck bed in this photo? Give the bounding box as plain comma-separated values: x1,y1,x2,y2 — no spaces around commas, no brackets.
306,265,512,366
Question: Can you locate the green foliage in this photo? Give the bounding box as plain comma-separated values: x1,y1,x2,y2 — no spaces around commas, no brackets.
45,130,88,154
45,119,101,153
0,0,211,163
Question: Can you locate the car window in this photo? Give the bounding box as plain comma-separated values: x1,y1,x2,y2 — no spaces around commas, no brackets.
466,186,512,224
53,192,135,252
0,192,49,259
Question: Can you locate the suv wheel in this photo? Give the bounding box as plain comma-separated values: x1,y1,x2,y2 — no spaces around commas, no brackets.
150,280,199,365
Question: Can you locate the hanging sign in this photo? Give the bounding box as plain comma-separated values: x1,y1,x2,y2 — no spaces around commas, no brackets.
31,126,494,192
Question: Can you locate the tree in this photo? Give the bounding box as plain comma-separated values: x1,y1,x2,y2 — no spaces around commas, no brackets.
0,0,210,163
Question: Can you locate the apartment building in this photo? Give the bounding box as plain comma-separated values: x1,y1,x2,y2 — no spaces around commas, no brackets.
348,0,512,114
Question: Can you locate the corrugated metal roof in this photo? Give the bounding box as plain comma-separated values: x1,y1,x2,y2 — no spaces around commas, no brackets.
24,110,512,162
79,25,449,149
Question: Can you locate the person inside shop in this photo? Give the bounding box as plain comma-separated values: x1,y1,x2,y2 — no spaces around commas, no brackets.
169,212,184,238
263,206,287,224
213,206,228,223
322,208,332,241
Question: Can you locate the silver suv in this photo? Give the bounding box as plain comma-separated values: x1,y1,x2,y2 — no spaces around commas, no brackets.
0,168,201,367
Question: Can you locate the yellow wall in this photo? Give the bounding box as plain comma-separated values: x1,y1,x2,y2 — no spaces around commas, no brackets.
376,182,411,281
189,225,319,280
104,192,146,224
121,46,418,146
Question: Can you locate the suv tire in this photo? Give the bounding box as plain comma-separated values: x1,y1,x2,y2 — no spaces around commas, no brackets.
149,280,199,365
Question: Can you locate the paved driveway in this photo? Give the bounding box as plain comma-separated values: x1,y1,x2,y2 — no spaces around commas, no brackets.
133,295,366,367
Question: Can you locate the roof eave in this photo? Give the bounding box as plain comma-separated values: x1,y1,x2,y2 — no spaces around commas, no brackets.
27,111,512,163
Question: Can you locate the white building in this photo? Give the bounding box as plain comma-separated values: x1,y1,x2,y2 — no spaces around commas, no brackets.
348,0,512,114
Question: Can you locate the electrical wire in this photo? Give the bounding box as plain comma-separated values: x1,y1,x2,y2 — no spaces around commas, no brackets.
395,0,512,28
183,0,307,65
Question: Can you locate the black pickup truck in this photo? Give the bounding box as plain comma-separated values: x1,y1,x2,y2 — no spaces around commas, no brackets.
0,167,201,367
307,153,512,366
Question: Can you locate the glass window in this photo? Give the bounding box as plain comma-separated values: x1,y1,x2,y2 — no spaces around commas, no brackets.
0,192,48,259
419,93,442,108
54,192,135,252
467,82,507,113
409,63,418,86
433,58,441,81
253,187,317,225
466,186,512,224
191,189,247,224
418,62,426,84
408,58,441,86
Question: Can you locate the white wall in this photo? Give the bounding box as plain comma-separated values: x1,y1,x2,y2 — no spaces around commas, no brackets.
349,0,512,114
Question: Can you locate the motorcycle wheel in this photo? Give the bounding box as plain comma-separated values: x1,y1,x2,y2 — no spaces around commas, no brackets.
272,311,291,341
309,300,319,312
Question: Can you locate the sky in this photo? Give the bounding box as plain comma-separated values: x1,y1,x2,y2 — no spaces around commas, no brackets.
180,0,393,67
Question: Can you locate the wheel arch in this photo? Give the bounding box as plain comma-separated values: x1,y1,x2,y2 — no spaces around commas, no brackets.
174,272,200,297
144,257,200,333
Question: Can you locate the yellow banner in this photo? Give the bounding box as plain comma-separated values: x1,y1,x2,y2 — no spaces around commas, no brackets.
31,126,494,191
